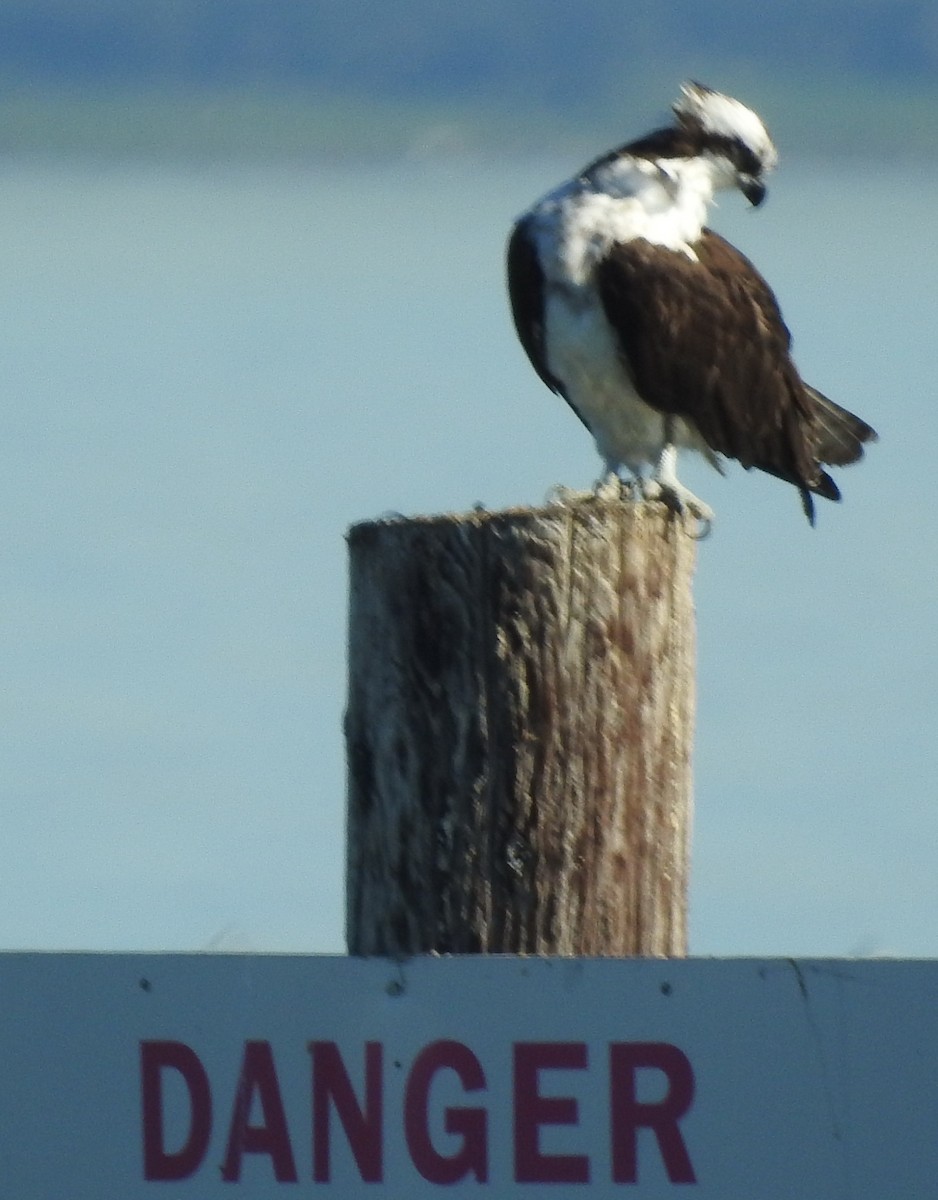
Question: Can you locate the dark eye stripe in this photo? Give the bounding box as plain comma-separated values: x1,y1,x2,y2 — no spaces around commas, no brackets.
711,135,762,176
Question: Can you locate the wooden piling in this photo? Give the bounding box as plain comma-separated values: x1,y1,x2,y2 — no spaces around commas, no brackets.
344,496,697,957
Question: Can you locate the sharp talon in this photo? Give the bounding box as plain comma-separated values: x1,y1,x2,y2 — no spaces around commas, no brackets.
642,478,714,524
592,475,622,502
591,472,644,503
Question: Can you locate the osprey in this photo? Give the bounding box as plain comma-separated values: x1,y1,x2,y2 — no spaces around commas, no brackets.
507,82,877,524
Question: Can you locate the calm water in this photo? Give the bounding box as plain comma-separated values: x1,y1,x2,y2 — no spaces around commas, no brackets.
2,157,935,956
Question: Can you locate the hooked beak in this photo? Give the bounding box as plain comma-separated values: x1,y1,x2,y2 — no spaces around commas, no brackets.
740,175,767,207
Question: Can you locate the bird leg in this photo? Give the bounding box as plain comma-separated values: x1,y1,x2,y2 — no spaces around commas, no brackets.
643,444,715,524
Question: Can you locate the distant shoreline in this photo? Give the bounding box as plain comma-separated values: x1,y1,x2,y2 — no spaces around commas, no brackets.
0,83,935,163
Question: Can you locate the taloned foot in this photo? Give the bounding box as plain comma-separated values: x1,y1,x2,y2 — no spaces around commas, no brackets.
546,473,640,508
642,478,714,538
591,472,642,503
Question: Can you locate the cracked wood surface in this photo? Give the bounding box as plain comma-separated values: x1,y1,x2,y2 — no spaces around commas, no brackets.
345,498,697,957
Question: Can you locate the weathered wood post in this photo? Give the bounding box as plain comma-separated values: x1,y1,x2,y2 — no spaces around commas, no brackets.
345,496,697,958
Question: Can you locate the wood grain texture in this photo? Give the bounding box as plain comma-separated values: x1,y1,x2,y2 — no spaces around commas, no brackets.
345,497,697,958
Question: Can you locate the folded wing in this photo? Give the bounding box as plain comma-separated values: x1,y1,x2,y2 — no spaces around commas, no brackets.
596,229,877,521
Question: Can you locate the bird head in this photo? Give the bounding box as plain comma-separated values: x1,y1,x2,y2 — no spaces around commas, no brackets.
672,81,778,206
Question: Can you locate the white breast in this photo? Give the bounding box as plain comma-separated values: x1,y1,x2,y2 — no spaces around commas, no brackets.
528,173,687,473
543,286,666,476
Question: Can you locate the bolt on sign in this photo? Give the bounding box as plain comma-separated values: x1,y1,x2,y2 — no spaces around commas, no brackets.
1,955,937,1196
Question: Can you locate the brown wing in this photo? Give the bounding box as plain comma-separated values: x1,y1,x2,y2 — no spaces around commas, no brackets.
596,229,877,518
696,232,876,468
507,217,564,397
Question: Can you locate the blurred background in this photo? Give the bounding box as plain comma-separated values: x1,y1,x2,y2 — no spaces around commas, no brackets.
2,1,936,957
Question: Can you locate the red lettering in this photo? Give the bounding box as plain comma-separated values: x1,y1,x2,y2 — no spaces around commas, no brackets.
404,1040,487,1183
610,1042,696,1183
220,1041,297,1182
311,1041,383,1182
514,1042,590,1184
140,1041,212,1181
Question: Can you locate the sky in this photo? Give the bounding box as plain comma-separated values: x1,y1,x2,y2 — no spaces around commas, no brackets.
1,98,936,962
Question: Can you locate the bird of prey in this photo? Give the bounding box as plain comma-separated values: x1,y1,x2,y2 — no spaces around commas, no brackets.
507,82,876,524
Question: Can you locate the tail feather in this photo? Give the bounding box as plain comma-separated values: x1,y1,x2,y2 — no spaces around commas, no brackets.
806,385,878,466
751,382,869,524
798,469,840,528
